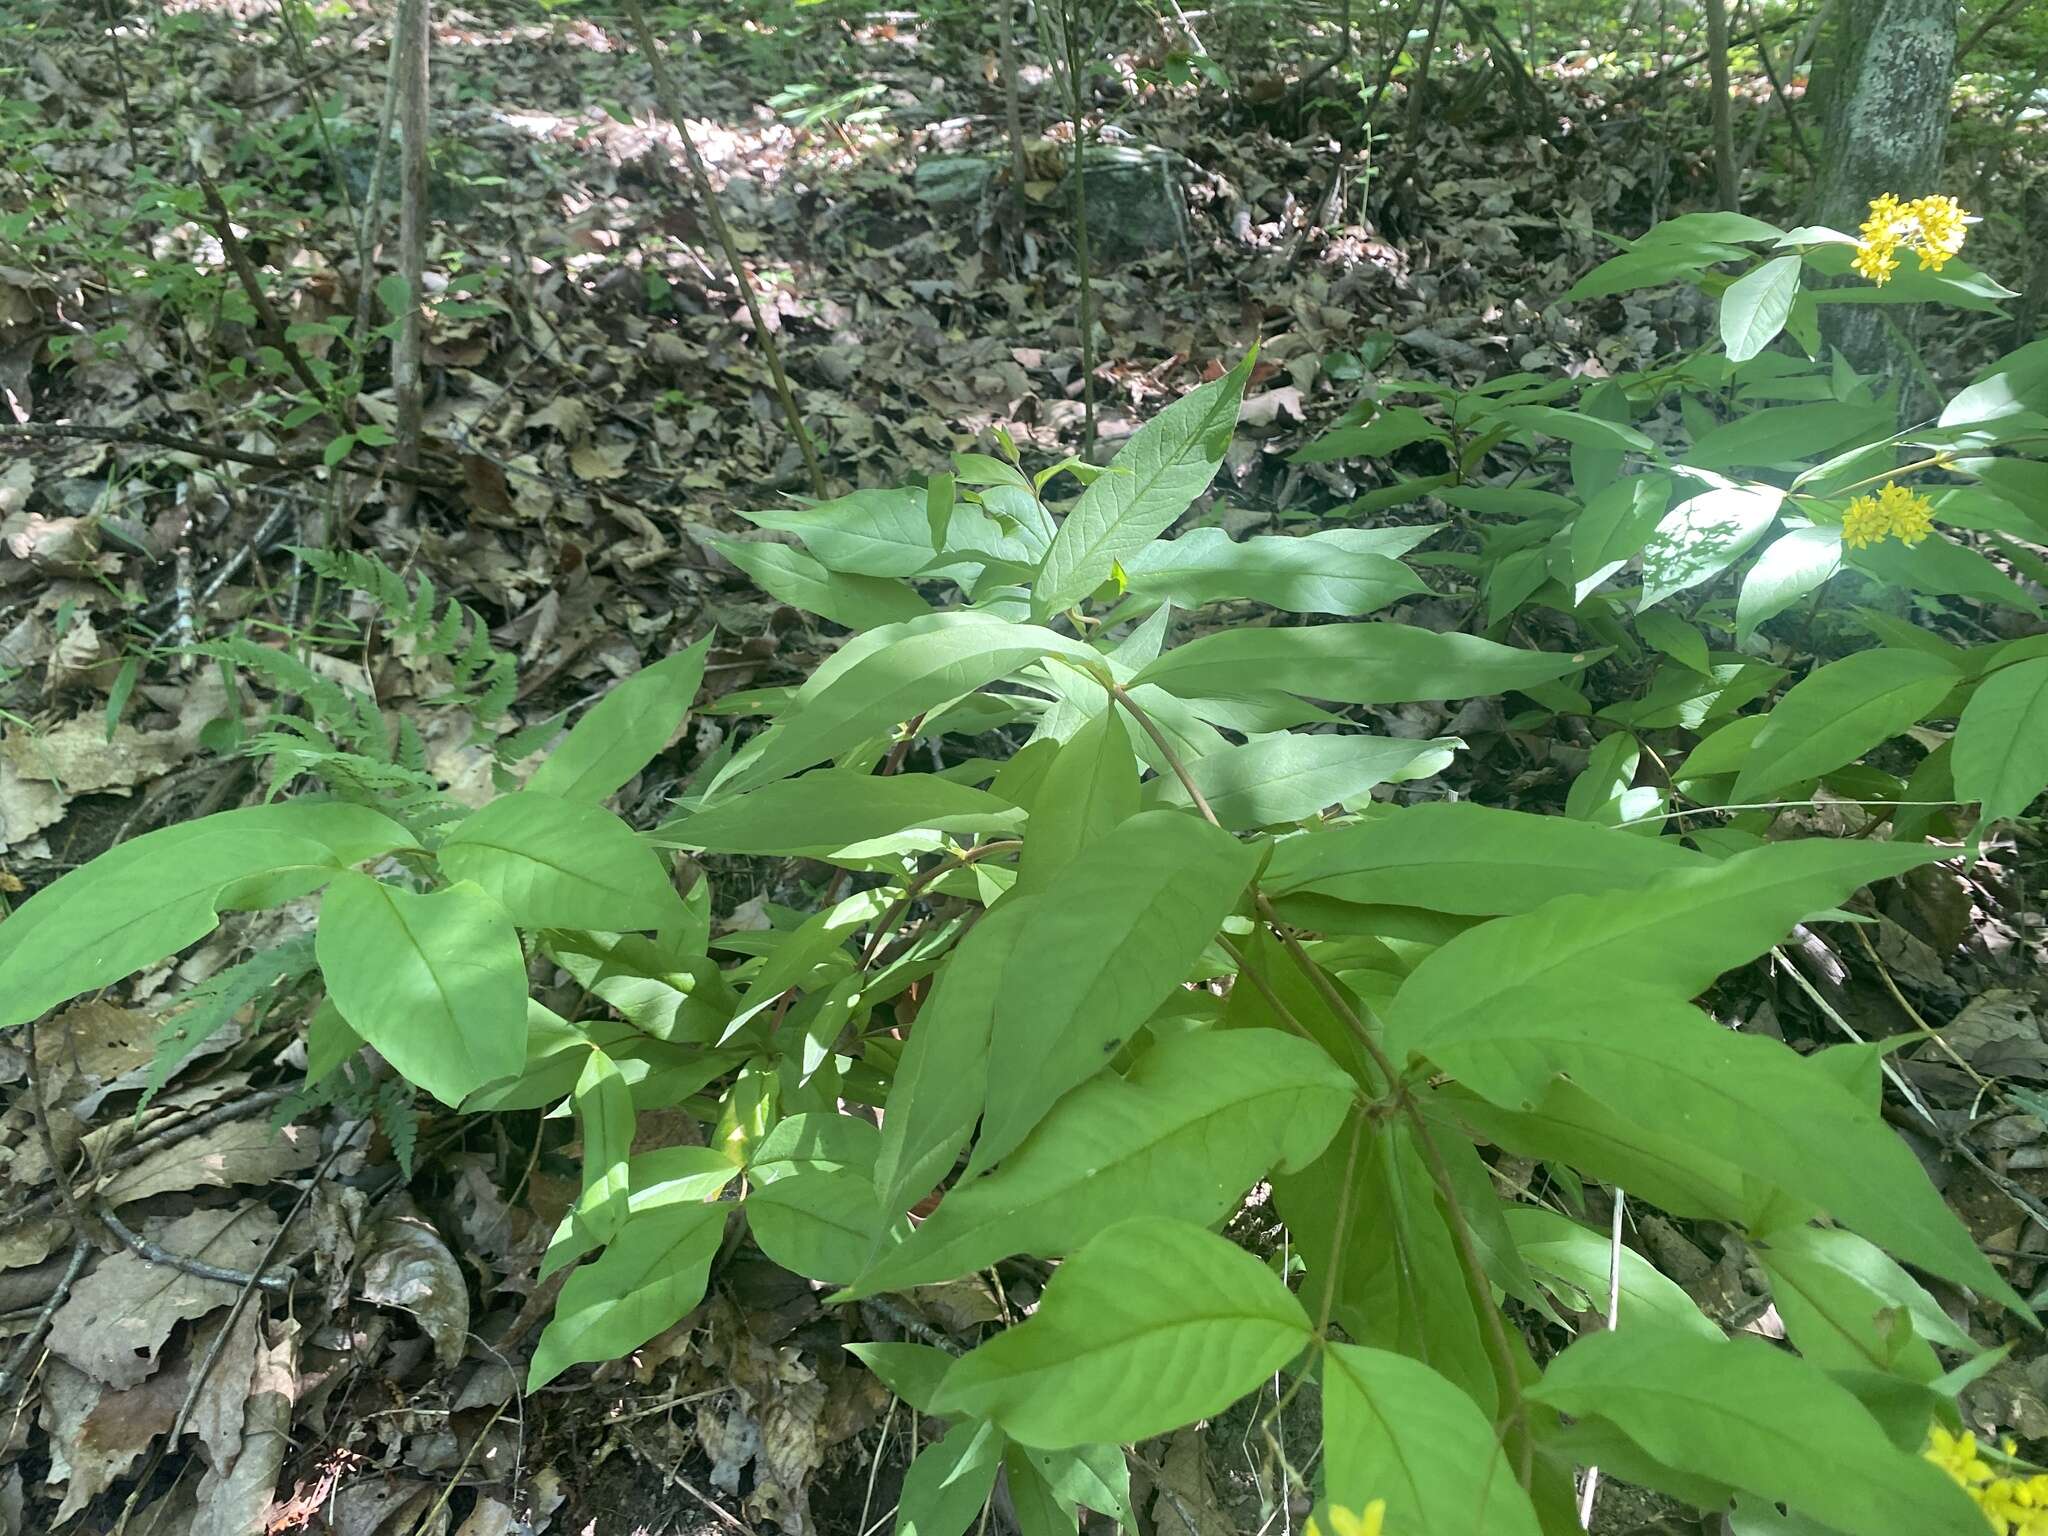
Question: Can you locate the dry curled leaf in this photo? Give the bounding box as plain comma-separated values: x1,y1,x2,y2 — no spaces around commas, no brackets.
358,1207,470,1371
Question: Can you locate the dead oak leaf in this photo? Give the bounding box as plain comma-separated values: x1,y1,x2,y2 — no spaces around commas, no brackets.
47,1205,281,1389
98,1118,317,1208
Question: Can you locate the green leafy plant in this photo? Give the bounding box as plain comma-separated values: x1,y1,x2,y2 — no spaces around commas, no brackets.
3,216,2044,1536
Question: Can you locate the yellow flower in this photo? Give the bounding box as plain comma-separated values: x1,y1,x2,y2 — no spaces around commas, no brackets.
1842,492,1892,549
1305,1503,1387,1536
1851,192,1971,286
1910,194,1969,269
1875,481,1935,545
1841,482,1937,549
1927,1425,1994,1486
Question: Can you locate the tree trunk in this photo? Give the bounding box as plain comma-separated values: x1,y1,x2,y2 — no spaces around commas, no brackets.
1813,0,1957,229
1811,0,1959,372
1704,0,1740,208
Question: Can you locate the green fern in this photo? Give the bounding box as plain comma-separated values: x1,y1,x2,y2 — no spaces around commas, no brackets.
295,547,516,721
139,936,318,1112
277,1057,420,1179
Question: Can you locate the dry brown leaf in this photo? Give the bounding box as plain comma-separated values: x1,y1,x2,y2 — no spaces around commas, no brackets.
359,1207,470,1370
47,1205,279,1388
98,1118,317,1208
188,1306,264,1472
190,1322,297,1536
39,1355,185,1520
34,1000,157,1115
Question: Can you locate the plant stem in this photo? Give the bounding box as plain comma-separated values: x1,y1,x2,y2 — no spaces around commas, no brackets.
624,0,825,497
1109,683,1535,1488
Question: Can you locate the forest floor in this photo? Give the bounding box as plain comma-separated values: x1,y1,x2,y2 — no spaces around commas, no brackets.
0,3,2044,1534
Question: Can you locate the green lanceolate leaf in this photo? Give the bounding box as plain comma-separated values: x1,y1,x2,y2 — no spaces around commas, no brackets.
1148,732,1460,830
1015,706,1139,892
844,1030,1351,1295
439,792,683,930
1322,1345,1542,1536
527,1201,727,1389
657,770,1024,859
896,1420,1006,1536
1418,982,2023,1311
1263,802,1707,915
541,1144,738,1278
1004,1446,1078,1536
1735,526,1842,640
705,535,934,630
1273,1116,1499,1413
573,1047,635,1246
874,896,1041,1214
525,637,710,803
1528,1328,1987,1536
929,1217,1312,1448
1571,475,1673,599
739,487,939,577
1940,336,2048,430
1756,1224,1974,1379
1119,527,1429,616
1389,838,1939,1050
1731,648,1960,802
1637,479,1785,611
846,1341,954,1412
709,612,1099,798
1032,353,1254,618
972,811,1261,1174
1687,402,1890,471
1503,1207,1719,1340
750,1166,911,1285
316,874,530,1106
1718,254,1801,363
1953,654,2048,826
1129,623,1600,706
0,801,414,1032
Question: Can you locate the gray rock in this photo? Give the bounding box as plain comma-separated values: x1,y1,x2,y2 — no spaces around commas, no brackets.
1078,145,1186,267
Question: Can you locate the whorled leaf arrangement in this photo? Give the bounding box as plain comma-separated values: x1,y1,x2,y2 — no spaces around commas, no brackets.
2,211,2046,1536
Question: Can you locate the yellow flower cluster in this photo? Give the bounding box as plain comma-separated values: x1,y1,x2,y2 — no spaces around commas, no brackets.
1853,193,1970,285
1305,1504,1386,1536
1926,1426,2048,1534
1841,481,1936,550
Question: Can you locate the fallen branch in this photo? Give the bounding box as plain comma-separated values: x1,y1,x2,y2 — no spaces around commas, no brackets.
0,1240,91,1404
0,422,459,490
98,1205,293,1294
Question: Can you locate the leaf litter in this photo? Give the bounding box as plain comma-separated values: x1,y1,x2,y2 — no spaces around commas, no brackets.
0,1,2041,1533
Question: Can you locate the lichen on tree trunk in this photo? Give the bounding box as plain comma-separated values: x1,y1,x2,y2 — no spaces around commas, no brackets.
1810,0,1959,374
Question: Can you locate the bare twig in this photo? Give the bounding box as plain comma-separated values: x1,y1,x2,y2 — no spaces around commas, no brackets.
197,172,349,428
1959,0,2029,66
0,1087,294,1237
996,1,1030,220
0,1240,91,1403
23,1019,98,1243
1703,0,1739,207
622,0,825,497
97,1205,293,1294
114,1122,363,1536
